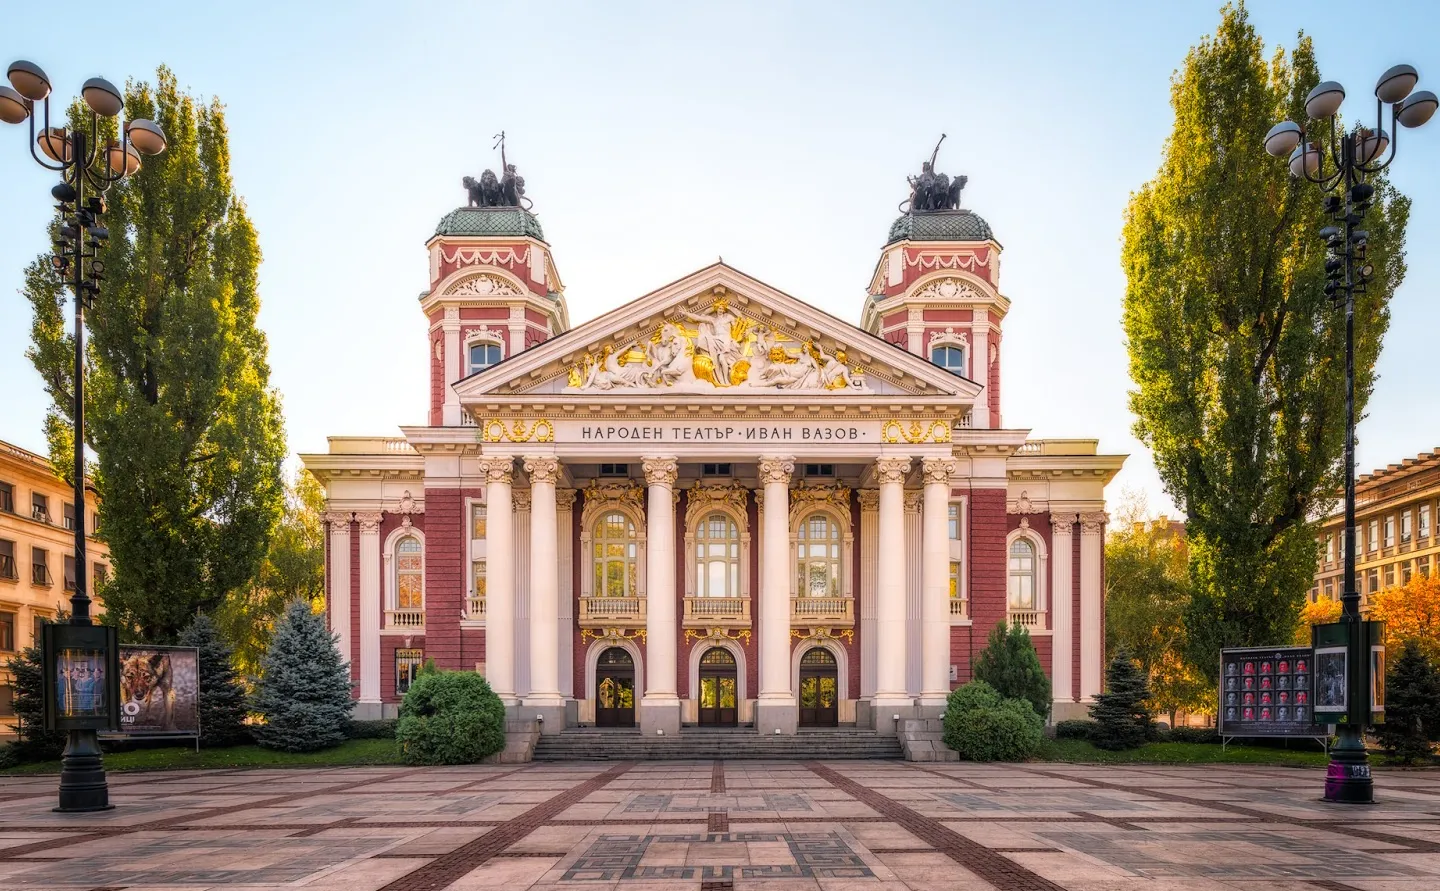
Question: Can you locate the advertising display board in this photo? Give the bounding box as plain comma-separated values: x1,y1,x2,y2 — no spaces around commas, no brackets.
42,624,120,732
103,645,201,738
1218,646,1329,740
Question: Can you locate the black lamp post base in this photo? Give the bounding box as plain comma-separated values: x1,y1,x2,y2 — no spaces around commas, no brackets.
54,730,113,813
1324,727,1374,804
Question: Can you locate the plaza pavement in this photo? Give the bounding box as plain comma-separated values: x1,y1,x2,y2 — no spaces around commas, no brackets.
0,761,1437,890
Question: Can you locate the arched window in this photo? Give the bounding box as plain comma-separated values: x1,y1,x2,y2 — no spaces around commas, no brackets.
931,345,966,376
1008,538,1035,610
594,512,638,598
797,512,842,598
696,513,740,598
468,341,502,374
395,537,423,609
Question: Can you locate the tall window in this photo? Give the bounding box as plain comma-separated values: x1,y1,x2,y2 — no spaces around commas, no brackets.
1384,515,1395,548
931,345,966,376
0,612,13,651
63,502,76,531
31,493,48,523
1368,520,1379,552
395,649,423,695
395,537,423,609
470,560,487,615
31,548,49,586
1421,504,1431,539
1401,510,1413,543
594,512,638,598
1420,555,1431,578
1366,567,1379,594
695,513,740,598
948,503,962,541
1384,563,1395,588
796,513,842,598
468,341,502,374
949,561,966,617
93,563,107,590
0,482,12,513
471,503,487,539
0,539,14,580
1323,579,1334,599
1325,535,1335,563
63,554,75,592
1008,539,1036,610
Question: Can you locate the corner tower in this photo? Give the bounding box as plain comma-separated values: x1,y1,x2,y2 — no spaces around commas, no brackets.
860,149,1007,429
423,155,569,427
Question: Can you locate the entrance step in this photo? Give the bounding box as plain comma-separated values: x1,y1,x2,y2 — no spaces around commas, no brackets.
532,726,903,761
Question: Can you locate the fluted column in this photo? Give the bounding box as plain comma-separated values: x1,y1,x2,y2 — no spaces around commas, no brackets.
324,511,353,690
873,456,913,727
756,456,796,735
920,458,956,708
557,488,577,700
523,458,564,721
641,457,681,736
1079,511,1106,701
479,457,517,705
1050,512,1076,710
858,489,879,701
355,512,383,713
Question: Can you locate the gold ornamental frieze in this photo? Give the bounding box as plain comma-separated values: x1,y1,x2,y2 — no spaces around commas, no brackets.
881,419,952,444
581,627,647,645
481,418,555,443
684,628,752,646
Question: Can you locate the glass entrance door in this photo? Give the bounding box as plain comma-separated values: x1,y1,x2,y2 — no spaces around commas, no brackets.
697,647,738,726
595,647,636,727
798,647,838,727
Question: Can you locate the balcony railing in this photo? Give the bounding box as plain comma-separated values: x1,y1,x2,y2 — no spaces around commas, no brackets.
466,596,486,619
1007,609,1044,628
683,596,750,627
579,596,646,628
385,608,425,629
790,596,853,626
949,599,969,619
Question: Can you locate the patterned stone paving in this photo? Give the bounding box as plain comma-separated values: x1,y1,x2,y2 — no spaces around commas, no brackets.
0,760,1436,889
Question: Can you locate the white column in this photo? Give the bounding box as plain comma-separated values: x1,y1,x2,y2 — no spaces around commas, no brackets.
441,307,461,426
904,490,923,695
972,310,990,429
873,457,913,722
356,512,382,711
479,458,517,704
641,457,681,735
858,489,879,700
557,488,576,700
920,458,956,708
513,491,532,698
1050,512,1076,708
524,458,564,712
325,512,352,684
756,456,796,735
1079,510,1106,700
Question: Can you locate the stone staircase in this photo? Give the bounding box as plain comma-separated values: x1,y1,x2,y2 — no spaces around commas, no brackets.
532,726,903,761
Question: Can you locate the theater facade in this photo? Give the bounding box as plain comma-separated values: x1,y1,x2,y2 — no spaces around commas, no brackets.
301,158,1124,735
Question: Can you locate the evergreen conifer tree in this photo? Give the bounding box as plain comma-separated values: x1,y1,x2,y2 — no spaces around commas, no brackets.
1089,648,1152,750
178,614,250,748
251,600,353,752
4,645,66,762
1377,645,1440,764
973,621,1052,719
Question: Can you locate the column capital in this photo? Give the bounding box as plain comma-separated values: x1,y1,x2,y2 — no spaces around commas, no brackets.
903,491,923,513
354,511,383,534
873,457,912,485
556,488,577,511
921,456,957,486
1079,511,1108,535
477,456,514,484
858,489,880,511
523,456,561,484
1050,511,1078,535
513,490,533,512
641,457,679,486
757,456,795,485
323,510,353,528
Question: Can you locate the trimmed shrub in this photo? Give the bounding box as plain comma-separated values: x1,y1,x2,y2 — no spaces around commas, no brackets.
252,600,354,752
396,670,506,765
1168,725,1220,745
1377,644,1440,764
942,680,1044,762
178,614,249,748
345,719,398,740
1054,719,1096,741
973,621,1052,720
1089,648,1152,751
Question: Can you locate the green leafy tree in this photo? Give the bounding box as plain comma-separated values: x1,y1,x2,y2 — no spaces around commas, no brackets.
1376,644,1440,764
251,600,353,752
23,67,285,643
1089,648,1153,751
177,614,249,747
1121,5,1409,684
973,621,1051,719
214,470,325,681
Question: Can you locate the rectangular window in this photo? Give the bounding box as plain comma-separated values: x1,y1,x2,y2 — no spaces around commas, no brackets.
803,464,835,478
1385,563,1395,587
1402,563,1413,585
0,482,12,513
32,615,45,646
31,493,49,523
1326,535,1335,563
395,649,424,696
1401,510,1412,543
30,548,49,586
1369,520,1379,552
93,563,107,590
1420,555,1431,578
0,612,13,651
0,539,15,581
1385,515,1395,548
1367,568,1379,594
63,554,75,592
701,463,732,476
1421,504,1431,539
1323,579,1334,599
0,685,12,717
471,503,487,540
948,504,962,541
598,463,629,477
949,561,966,618
63,502,76,531
470,560,486,616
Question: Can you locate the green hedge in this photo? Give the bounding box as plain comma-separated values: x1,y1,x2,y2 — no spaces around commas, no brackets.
1054,719,1096,741
942,680,1044,762
345,719,398,740
395,671,506,765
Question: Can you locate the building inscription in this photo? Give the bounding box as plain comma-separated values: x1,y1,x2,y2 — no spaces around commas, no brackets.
552,420,885,444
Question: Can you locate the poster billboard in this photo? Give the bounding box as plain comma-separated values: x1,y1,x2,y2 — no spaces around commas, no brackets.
105,646,201,738
1218,646,1328,738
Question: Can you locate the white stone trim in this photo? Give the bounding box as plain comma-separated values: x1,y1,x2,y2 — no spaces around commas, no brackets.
382,524,426,612
683,486,751,600
1005,525,1049,617
788,501,854,600
579,499,648,601
462,328,507,376
687,636,749,706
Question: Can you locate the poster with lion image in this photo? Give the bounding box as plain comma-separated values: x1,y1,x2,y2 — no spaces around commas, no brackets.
111,646,200,737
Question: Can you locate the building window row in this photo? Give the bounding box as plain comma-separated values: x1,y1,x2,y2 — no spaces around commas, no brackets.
0,481,85,531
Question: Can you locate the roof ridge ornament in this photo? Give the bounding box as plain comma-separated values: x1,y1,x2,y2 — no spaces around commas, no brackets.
901,134,966,214
462,130,532,210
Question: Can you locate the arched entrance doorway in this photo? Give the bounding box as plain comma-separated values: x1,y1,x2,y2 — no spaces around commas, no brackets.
697,647,738,726
799,647,839,727
595,647,636,727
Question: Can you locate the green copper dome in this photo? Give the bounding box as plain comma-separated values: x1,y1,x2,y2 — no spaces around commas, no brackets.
435,206,545,240
887,209,994,245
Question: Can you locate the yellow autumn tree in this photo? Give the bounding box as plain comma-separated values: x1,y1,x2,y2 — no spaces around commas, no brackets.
1370,575,1440,659
1294,598,1343,645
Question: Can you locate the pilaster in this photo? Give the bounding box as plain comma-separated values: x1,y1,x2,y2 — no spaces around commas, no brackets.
325,512,353,692
356,511,383,715
873,456,913,731
1050,512,1077,711
1079,510,1106,701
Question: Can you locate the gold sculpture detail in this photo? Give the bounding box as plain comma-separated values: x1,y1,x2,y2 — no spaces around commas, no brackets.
881,419,952,444
481,418,555,443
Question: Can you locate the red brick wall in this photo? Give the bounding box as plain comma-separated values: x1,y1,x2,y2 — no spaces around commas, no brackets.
458,306,510,320
423,488,464,670
923,309,974,323
962,488,1008,661
989,330,1002,428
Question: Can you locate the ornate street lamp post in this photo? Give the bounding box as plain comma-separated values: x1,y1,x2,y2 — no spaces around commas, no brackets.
1264,67,1436,804
1,61,166,812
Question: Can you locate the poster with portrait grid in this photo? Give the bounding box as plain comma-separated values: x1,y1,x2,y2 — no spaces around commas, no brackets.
1218,646,1329,738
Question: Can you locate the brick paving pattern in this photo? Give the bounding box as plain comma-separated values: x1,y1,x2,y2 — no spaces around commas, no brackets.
0,760,1436,888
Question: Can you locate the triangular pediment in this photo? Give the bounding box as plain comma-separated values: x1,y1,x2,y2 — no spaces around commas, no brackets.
452,263,981,404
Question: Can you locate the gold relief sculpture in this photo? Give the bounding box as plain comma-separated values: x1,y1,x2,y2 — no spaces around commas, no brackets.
581,628,647,645
881,419,952,444
683,628,752,646
481,418,555,443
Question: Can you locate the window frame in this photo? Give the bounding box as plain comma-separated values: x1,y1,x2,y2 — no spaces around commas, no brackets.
593,511,640,599
30,547,49,586
694,512,741,599
1008,537,1038,611
1421,503,1431,539
395,648,424,696
0,481,13,514
1368,520,1379,552
0,539,15,581
393,535,424,610
1385,515,1396,548
466,340,503,375
930,344,968,376
795,511,844,599
1401,509,1413,544
31,492,48,523
0,611,13,652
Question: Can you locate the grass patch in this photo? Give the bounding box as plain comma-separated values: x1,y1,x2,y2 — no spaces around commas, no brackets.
1036,738,1332,767
1,738,402,775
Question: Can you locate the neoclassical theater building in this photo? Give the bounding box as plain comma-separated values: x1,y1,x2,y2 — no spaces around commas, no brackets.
301,160,1124,735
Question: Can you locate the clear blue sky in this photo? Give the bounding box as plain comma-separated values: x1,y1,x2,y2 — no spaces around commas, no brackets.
3,1,1438,517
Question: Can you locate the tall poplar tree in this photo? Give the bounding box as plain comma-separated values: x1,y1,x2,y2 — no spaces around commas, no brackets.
24,67,285,641
1121,5,1409,681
